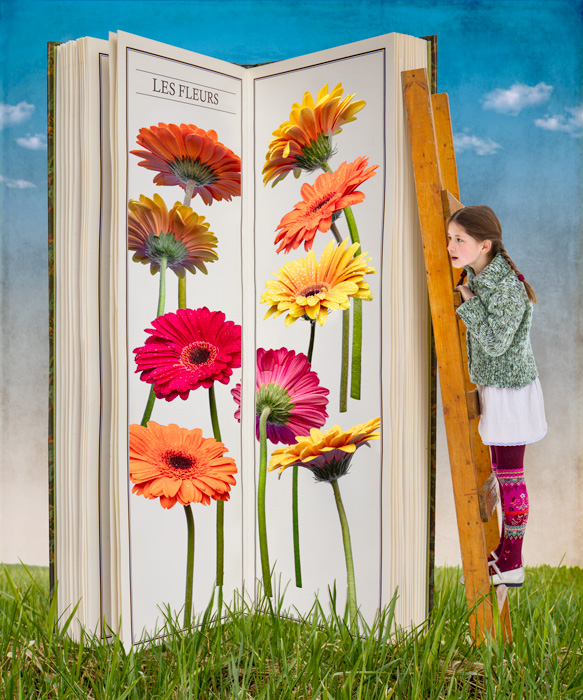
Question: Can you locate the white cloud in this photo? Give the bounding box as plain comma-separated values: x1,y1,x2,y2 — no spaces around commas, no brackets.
535,105,583,138
0,174,36,189
15,133,47,150
453,132,502,156
482,83,553,115
0,101,35,129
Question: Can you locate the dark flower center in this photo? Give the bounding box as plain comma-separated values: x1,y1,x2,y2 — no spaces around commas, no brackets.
309,193,335,214
166,452,195,470
181,341,218,371
256,382,294,426
171,157,218,186
300,284,327,298
190,346,211,364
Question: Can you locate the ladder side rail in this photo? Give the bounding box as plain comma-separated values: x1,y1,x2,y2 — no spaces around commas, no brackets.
402,69,493,642
431,94,501,556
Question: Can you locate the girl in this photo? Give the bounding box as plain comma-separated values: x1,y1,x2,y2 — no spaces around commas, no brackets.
447,205,547,587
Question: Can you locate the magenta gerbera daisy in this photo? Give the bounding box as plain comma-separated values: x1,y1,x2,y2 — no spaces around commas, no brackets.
134,307,242,401
231,347,329,445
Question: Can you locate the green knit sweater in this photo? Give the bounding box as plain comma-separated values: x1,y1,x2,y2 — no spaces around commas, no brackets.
455,253,538,389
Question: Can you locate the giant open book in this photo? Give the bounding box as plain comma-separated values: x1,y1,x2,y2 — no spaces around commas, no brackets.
49,30,434,644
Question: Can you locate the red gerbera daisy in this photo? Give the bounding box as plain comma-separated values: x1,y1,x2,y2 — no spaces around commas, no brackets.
129,421,237,509
130,123,241,205
134,307,242,401
231,347,329,445
274,157,378,253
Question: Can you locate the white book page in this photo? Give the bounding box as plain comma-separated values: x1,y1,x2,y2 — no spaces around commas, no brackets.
111,31,430,642
248,33,429,627
54,36,109,636
114,31,246,644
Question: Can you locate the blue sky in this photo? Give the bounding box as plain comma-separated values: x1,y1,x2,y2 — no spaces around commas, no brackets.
0,0,581,567
1,0,581,431
1,0,581,227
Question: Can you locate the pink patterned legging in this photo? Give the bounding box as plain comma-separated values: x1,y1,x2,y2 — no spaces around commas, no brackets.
490,444,528,571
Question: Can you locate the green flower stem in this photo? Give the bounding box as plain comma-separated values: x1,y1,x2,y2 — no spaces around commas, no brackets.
350,298,363,400
258,407,273,597
140,256,167,426
342,206,361,250
208,385,224,588
330,222,343,245
342,206,363,400
292,465,302,588
179,180,194,310
178,276,186,310
157,257,167,317
340,308,350,413
307,319,316,364
140,388,156,427
183,504,195,629
331,479,357,633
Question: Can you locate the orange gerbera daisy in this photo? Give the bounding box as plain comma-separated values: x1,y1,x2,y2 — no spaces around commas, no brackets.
262,83,366,186
130,123,241,205
129,421,237,509
274,157,378,253
261,238,375,326
128,194,218,276
269,417,380,482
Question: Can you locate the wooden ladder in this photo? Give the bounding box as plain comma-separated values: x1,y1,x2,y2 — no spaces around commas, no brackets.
402,68,512,643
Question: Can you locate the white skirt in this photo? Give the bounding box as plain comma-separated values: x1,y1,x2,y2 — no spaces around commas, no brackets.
477,378,547,446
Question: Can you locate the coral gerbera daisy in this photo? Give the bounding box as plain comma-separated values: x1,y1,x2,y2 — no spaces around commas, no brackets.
274,157,378,254
129,421,237,509
262,83,366,186
269,417,381,483
128,193,218,276
231,347,329,445
261,238,375,326
130,123,241,205
134,307,242,401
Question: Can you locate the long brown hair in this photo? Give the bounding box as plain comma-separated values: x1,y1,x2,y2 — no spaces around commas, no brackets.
449,205,537,303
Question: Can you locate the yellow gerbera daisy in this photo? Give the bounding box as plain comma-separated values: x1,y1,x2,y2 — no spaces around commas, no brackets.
269,417,381,482
262,83,366,186
128,193,218,277
261,239,375,327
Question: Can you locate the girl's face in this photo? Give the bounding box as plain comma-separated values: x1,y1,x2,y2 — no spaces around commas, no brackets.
447,221,492,274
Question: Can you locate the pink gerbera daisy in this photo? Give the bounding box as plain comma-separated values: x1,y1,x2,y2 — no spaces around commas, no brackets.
134,307,242,401
231,347,329,445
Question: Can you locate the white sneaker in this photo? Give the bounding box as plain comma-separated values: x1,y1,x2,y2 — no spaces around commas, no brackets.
490,561,524,587
460,558,524,587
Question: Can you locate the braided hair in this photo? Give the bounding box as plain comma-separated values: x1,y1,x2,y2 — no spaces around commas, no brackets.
449,205,537,304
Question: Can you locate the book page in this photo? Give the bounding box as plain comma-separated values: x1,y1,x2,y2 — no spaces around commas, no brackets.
110,31,430,642
248,33,429,627
113,32,246,643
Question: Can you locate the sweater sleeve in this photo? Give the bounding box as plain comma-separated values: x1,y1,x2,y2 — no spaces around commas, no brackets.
455,282,526,357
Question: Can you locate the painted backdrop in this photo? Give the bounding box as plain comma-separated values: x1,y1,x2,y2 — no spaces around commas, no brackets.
0,0,581,569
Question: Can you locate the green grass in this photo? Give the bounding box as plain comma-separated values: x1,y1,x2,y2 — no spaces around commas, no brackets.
1,564,582,699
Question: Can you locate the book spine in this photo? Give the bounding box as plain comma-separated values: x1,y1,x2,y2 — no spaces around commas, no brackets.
47,41,59,596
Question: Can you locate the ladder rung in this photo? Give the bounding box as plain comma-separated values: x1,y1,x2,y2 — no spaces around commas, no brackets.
466,388,480,420
479,473,499,522
441,189,463,218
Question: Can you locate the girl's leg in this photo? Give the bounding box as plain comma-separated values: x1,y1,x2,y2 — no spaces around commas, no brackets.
492,444,528,572
489,445,505,561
